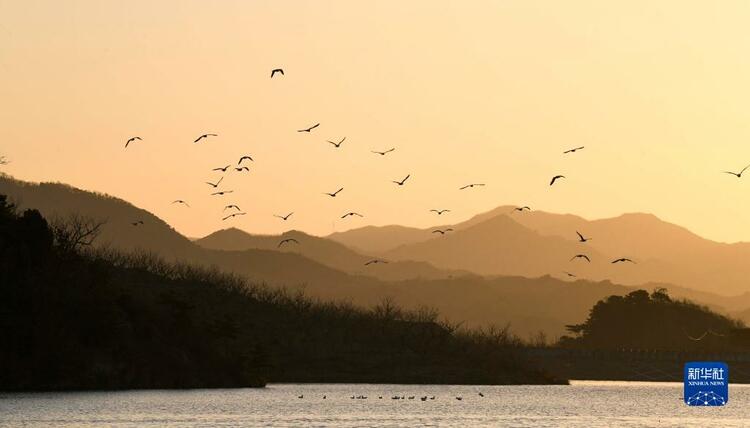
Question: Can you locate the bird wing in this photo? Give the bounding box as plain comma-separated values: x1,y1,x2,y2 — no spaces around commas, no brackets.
194,136,203,143
742,164,750,174
685,330,708,341
576,231,584,240
583,255,590,262
459,185,469,190
403,174,410,182
723,171,738,175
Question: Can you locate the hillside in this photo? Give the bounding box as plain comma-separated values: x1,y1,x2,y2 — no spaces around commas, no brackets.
3,175,748,337
0,196,562,389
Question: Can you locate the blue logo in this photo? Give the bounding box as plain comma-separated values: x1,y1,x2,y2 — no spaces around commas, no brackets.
684,362,728,406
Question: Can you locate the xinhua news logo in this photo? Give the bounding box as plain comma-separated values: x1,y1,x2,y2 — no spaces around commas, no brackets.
684,362,728,406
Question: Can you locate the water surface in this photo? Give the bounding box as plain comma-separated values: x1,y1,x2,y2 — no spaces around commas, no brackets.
1,381,748,427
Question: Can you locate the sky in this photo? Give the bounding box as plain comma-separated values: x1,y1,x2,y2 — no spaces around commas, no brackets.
3,1,750,242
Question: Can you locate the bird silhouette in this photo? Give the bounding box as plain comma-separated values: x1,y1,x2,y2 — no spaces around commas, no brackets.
372,148,395,156
430,209,450,215
297,123,320,133
684,329,708,341
205,177,224,188
224,205,241,212
432,228,454,235
612,258,636,264
341,212,363,219
212,190,234,196
278,238,299,248
563,146,584,154
125,136,142,148
274,212,294,221
455,397,463,401
570,254,591,262
222,212,246,220
238,155,254,164
324,187,344,197
576,231,591,242
271,68,284,78
131,220,144,226
213,165,231,172
327,137,346,148
365,259,388,266
723,164,750,178
392,174,410,186
171,200,190,207
563,271,576,277
514,206,531,212
460,183,485,190
550,175,565,186
478,392,484,397
194,133,218,143
235,166,250,172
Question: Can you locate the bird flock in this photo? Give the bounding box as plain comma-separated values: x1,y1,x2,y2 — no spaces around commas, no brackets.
295,391,484,402
124,68,643,273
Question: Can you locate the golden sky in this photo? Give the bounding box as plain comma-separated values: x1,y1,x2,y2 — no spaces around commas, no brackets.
3,1,750,242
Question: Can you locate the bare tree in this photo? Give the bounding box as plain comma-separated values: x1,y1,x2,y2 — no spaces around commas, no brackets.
51,213,106,253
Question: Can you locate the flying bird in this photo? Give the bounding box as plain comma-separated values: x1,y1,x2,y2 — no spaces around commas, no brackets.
327,137,346,148
432,228,454,235
723,164,750,178
212,190,234,196
131,220,144,226
563,146,584,154
224,205,241,211
235,167,250,172
392,174,410,186
570,254,591,262
514,206,531,212
459,183,485,190
611,258,636,264
278,238,299,248
430,209,450,215
125,136,142,148
222,212,246,221
194,133,218,143
550,175,565,186
684,329,708,341
563,271,576,278
271,68,284,78
365,259,388,266
297,123,320,133
205,177,224,188
576,231,591,243
372,148,395,156
171,200,190,207
341,212,363,219
324,187,344,197
213,165,231,172
238,155,254,164
274,212,294,221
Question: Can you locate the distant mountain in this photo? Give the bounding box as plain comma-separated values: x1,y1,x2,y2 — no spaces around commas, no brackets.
331,205,750,296
2,175,745,337
196,228,464,281
328,224,438,254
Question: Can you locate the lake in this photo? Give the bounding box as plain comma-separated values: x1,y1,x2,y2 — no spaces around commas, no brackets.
1,381,748,427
